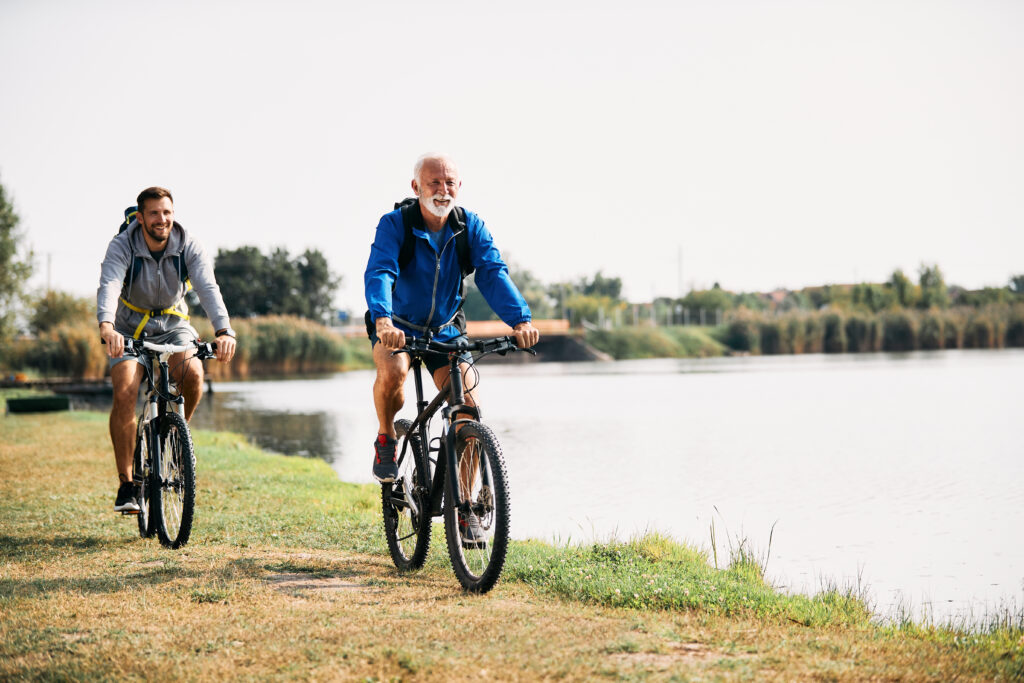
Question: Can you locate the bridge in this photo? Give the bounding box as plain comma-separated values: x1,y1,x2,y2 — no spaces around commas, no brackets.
466,319,609,362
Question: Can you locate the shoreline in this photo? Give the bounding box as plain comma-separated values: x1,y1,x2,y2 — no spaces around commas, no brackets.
2,406,1021,679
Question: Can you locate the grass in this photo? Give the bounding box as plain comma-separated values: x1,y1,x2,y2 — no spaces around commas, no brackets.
2,407,1022,680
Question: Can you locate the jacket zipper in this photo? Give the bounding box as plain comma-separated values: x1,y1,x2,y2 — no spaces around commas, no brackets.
423,231,459,330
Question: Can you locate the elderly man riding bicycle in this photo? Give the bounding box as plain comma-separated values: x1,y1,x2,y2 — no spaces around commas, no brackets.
363,154,540,484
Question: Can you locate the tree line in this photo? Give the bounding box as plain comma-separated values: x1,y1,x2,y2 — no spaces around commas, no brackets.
2,176,1022,344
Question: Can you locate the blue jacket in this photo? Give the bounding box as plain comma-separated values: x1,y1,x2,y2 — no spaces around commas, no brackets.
364,205,531,342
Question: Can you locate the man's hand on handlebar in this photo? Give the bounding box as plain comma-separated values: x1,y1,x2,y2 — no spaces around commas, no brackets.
513,321,540,349
99,322,125,359
214,332,236,362
376,317,406,350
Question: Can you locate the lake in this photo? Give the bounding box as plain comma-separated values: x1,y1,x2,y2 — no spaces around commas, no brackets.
187,349,1024,623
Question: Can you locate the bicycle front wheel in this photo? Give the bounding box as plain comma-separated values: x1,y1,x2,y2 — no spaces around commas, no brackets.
443,421,510,593
382,419,432,570
135,423,156,539
153,411,196,549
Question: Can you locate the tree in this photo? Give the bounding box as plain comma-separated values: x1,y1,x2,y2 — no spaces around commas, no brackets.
917,263,949,309
851,283,896,313
30,290,92,333
297,249,340,322
581,271,622,299
1009,274,1024,296
265,247,303,316
885,269,918,308
214,246,266,317
681,287,733,313
214,246,340,320
463,261,553,321
0,179,34,340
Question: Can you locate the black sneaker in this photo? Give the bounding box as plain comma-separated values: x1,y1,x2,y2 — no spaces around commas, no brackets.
372,434,399,483
459,511,487,550
114,481,140,513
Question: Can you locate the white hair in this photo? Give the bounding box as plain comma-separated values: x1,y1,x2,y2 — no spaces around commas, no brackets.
413,153,458,181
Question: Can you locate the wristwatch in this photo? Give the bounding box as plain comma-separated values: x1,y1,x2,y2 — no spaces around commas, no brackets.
216,328,236,338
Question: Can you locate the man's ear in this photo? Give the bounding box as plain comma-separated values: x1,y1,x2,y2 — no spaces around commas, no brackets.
411,179,419,196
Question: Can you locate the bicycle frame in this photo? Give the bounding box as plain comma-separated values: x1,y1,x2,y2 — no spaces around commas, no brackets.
132,343,190,488
396,349,482,520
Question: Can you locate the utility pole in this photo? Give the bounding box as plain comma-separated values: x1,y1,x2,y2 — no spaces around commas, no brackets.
677,246,683,299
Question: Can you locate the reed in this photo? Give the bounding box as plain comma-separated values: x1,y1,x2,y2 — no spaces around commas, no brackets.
919,309,945,350
822,312,846,353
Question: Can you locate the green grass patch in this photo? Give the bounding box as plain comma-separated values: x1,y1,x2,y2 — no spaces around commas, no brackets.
2,409,1022,681
585,325,727,359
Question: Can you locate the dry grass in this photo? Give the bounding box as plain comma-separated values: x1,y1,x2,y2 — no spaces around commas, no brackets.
1,409,1021,681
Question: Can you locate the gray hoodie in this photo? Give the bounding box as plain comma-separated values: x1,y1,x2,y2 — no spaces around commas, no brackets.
96,221,231,337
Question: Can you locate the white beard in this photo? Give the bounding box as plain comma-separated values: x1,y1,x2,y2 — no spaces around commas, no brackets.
421,193,455,219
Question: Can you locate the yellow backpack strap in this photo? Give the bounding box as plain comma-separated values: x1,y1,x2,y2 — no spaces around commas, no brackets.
119,296,190,340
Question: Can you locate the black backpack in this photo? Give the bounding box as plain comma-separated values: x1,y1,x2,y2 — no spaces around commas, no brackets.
118,206,138,234
363,199,475,337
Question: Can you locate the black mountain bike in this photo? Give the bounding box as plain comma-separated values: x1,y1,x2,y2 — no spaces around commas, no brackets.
382,335,535,593
120,337,216,548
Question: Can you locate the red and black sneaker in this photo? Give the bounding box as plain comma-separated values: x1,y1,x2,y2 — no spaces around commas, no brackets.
459,511,487,550
372,434,399,483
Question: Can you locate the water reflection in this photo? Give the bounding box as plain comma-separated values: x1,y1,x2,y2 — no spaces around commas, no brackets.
190,404,337,460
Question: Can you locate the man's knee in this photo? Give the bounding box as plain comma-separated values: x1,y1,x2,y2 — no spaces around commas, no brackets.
111,374,140,412
180,357,204,389
375,371,405,401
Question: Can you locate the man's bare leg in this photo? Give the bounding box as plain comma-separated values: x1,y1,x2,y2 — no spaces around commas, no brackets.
373,342,410,438
170,351,204,421
109,360,146,483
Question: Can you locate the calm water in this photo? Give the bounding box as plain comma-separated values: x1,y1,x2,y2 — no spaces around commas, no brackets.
188,349,1024,622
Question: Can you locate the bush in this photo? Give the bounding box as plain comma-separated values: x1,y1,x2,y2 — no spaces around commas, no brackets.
822,312,846,353
943,310,965,349
195,315,358,378
784,315,806,354
1006,305,1024,348
919,311,944,350
758,320,783,355
963,312,996,349
722,311,760,353
586,327,678,360
803,315,824,354
844,314,871,353
881,311,917,352
8,320,109,378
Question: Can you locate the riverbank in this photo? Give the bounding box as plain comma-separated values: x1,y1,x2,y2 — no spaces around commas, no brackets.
585,303,1024,360
2,409,1020,679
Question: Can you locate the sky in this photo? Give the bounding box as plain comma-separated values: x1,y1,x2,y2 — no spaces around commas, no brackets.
1,0,1022,314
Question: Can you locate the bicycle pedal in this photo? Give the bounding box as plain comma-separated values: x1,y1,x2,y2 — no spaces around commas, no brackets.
120,509,141,516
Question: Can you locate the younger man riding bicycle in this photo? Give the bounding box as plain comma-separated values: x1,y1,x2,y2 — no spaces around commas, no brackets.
97,186,237,513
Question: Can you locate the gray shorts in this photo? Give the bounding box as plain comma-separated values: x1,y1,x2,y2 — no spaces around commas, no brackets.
108,325,199,370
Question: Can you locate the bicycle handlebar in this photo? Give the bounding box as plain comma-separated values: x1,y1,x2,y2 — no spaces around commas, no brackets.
398,335,537,357
103,336,217,361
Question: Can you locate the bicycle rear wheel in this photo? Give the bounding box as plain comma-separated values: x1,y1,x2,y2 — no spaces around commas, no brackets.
135,423,156,539
153,412,196,549
443,421,510,593
382,419,432,570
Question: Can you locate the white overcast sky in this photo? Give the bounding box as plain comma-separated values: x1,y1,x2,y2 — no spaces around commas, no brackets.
1,0,1021,312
